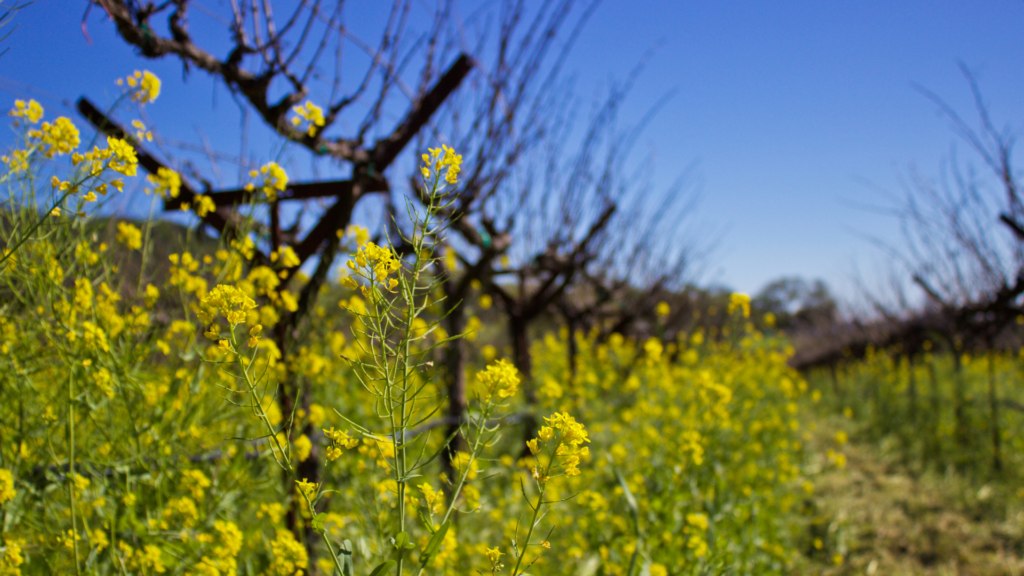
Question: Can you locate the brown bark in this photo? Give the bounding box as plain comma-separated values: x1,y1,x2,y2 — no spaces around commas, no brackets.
509,314,538,449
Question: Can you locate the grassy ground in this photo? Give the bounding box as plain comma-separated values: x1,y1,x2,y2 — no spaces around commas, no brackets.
795,412,1024,575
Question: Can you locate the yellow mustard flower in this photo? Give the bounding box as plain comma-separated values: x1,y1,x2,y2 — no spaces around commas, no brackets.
418,482,443,514
421,144,462,184
146,167,181,198
199,284,257,326
2,149,29,173
290,100,326,137
685,512,709,531
323,427,359,462
271,246,301,268
0,468,15,503
295,478,318,503
249,162,289,201
9,98,43,124
344,241,401,293
193,194,217,217
144,284,160,308
119,70,161,104
116,222,142,250
474,359,520,402
1,538,25,571
182,469,212,501
268,530,308,575
29,117,80,157
728,292,751,318
527,412,590,479
484,546,504,567
294,434,312,462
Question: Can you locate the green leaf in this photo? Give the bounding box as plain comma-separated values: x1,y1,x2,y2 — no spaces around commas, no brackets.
338,540,355,576
417,506,434,532
419,519,451,567
368,560,396,576
393,531,410,550
312,513,328,534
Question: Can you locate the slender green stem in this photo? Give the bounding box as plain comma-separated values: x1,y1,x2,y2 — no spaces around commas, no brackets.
232,328,292,473
414,404,494,576
438,406,490,526
396,239,421,574
511,448,557,576
511,484,546,576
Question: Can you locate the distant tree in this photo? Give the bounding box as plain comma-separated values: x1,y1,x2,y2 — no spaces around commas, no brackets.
754,276,837,330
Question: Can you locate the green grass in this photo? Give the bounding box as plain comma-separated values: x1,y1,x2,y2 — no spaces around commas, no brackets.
794,408,1024,575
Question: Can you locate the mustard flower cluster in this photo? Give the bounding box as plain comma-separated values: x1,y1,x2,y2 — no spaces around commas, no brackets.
1,148,28,174
120,543,166,574
181,469,212,501
1,98,138,217
167,252,208,300
323,427,359,461
194,520,243,574
295,478,318,503
0,539,24,572
344,224,370,247
290,100,326,137
526,412,590,481
237,263,299,317
116,222,142,250
8,98,42,125
685,512,710,557
188,194,217,217
30,117,80,159
145,167,182,198
342,241,401,295
70,135,139,187
267,531,308,575
418,482,444,514
117,70,161,104
198,285,257,326
421,143,462,185
474,359,519,402
0,100,45,173
131,119,154,142
728,292,751,318
270,246,301,269
484,547,505,573
244,162,289,201
50,132,137,207
0,468,15,503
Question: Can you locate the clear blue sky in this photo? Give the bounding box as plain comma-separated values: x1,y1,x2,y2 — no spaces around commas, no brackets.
3,0,1023,300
